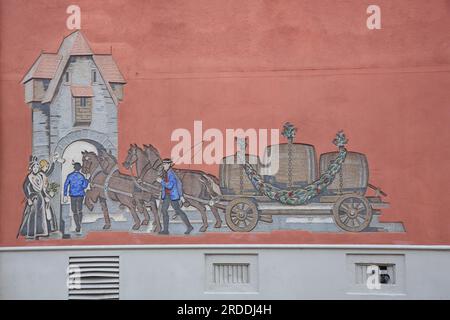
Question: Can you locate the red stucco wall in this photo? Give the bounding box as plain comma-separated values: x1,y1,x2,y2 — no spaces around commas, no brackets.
1,0,449,246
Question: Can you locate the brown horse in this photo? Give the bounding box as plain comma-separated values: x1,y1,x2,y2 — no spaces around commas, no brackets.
123,144,223,232
97,149,161,233
81,150,156,231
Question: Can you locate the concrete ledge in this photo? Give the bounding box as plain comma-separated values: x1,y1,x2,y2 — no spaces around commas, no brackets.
1,244,449,252
1,245,450,299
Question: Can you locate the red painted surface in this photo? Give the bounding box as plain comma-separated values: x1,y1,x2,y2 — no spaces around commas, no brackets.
1,0,449,246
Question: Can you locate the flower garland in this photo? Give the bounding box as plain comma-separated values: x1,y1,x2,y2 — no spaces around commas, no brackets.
239,130,348,205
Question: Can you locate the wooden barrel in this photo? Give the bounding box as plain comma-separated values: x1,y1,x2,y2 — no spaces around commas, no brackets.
319,151,368,195
261,143,317,188
219,154,260,195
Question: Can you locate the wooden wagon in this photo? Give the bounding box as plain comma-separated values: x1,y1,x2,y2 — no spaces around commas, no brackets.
214,144,389,233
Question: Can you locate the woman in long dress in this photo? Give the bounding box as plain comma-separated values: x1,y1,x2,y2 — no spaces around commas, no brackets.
17,156,56,239
38,158,58,233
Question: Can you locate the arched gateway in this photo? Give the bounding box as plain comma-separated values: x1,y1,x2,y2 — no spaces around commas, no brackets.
52,131,117,237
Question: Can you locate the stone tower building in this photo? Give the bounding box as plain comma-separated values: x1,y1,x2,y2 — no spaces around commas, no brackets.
21,30,126,237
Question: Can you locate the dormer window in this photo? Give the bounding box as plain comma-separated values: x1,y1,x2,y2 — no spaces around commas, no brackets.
43,79,50,91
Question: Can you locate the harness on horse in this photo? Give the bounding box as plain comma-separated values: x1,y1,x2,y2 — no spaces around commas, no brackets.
123,147,163,195
128,164,221,207
127,154,162,195
88,164,104,185
137,157,162,183
90,164,135,199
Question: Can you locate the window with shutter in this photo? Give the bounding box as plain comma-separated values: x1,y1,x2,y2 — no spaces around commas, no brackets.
74,97,93,126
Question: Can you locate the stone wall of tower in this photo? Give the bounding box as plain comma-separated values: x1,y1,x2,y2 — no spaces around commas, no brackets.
31,102,50,160
48,56,118,156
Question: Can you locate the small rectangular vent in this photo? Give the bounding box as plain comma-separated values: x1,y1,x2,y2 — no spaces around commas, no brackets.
346,254,405,295
355,263,396,285
205,254,258,293
212,263,250,285
68,256,119,300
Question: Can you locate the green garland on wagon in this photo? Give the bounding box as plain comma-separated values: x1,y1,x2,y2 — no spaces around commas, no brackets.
241,130,348,205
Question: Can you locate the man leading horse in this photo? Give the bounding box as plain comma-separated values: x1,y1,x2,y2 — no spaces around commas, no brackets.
156,158,193,235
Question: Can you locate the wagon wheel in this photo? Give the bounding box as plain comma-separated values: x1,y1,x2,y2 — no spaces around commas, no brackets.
332,194,372,232
225,198,259,232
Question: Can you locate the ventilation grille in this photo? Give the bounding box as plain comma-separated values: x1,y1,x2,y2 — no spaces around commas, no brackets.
346,254,405,295
355,263,396,285
213,263,250,285
68,256,119,300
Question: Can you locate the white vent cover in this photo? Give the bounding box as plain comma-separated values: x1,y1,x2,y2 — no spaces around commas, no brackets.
212,263,250,285
205,254,258,293
68,256,119,300
355,263,396,285
346,254,405,296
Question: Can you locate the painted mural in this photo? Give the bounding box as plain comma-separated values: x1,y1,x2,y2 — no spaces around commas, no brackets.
17,31,405,240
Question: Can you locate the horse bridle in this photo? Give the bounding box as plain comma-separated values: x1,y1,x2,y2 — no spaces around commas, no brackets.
138,158,162,181
127,147,162,181
81,157,92,175
83,155,104,183
123,147,137,170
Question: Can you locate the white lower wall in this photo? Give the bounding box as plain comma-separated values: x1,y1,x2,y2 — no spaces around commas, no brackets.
0,245,449,300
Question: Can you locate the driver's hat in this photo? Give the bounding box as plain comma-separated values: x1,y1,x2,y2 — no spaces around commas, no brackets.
162,158,174,166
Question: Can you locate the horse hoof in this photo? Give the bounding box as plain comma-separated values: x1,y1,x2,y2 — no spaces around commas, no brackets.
141,220,149,226
152,221,161,233
132,224,140,230
214,222,222,228
199,225,208,232
103,224,111,230
185,226,194,235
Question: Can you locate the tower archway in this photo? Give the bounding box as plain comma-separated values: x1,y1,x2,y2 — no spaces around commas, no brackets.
51,130,116,237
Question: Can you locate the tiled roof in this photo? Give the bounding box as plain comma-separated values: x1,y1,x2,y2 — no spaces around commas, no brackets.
71,86,94,97
70,32,93,55
93,55,126,83
22,53,62,83
42,55,70,103
22,31,125,105
34,54,62,78
22,30,126,104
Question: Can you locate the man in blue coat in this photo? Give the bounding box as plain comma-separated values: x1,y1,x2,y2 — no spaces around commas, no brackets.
156,158,193,235
63,162,89,233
